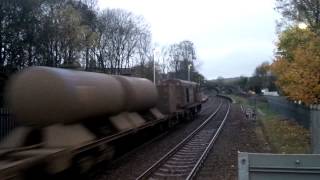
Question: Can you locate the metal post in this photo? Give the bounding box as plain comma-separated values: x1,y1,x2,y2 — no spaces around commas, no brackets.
188,64,192,81
153,48,160,84
254,96,256,118
311,107,320,153
153,55,156,84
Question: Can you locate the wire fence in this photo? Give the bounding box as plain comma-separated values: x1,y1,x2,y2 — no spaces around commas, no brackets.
264,96,317,129
250,95,320,153
0,107,16,140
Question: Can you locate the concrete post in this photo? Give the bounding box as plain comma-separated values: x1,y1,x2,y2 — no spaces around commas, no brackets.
311,108,320,153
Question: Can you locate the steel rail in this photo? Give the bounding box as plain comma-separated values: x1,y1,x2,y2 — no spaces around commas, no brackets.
136,100,225,180
186,102,231,180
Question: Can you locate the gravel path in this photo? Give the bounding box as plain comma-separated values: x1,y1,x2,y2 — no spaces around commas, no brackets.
91,95,221,180
196,103,271,180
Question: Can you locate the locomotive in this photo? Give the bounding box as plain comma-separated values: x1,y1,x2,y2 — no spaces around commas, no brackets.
0,66,203,178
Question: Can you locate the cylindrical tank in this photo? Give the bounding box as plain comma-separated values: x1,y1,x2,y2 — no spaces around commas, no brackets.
114,76,158,112
6,67,127,127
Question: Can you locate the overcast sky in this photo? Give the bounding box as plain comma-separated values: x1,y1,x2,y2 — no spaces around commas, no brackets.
98,0,280,79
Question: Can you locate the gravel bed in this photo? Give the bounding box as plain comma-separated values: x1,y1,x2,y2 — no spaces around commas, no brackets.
202,100,229,131
196,103,271,180
91,95,222,180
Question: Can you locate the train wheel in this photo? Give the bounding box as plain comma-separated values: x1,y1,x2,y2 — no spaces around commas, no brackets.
186,111,193,121
157,123,166,132
168,120,174,129
96,144,115,163
75,156,95,174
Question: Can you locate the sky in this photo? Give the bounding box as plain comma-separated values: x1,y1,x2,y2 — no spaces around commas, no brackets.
98,0,280,79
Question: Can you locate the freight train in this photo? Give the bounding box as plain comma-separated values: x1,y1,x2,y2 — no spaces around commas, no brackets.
0,66,204,179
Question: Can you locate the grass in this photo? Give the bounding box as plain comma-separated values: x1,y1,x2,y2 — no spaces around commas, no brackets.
231,94,310,154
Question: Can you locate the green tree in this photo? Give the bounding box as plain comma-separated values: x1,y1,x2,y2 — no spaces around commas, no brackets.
0,0,99,69
254,61,276,90
276,27,315,61
237,76,249,90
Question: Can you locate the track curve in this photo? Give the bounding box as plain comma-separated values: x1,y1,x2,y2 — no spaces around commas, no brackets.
136,98,231,180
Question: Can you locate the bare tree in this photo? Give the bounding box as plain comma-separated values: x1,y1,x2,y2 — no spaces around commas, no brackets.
158,46,170,75
276,0,320,33
0,0,151,77
167,40,197,80
95,9,151,74
135,31,153,76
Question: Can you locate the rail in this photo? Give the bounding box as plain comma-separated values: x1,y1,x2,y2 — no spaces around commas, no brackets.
217,94,235,103
186,103,230,179
136,99,231,179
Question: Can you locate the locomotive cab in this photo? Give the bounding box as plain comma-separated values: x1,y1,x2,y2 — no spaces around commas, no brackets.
157,79,202,116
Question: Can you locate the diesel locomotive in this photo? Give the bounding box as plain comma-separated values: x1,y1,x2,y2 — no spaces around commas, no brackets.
0,66,204,179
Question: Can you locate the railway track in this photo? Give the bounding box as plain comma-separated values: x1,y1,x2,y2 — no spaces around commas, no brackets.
111,96,219,165
136,99,231,180
89,96,220,179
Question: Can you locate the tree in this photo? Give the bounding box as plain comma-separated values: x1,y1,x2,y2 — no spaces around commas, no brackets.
168,40,197,80
134,29,153,77
0,0,44,69
253,61,276,90
0,0,99,69
0,0,153,76
237,76,249,90
157,46,170,75
272,27,320,104
191,71,205,84
93,9,151,74
276,0,320,34
276,26,315,61
0,1,203,82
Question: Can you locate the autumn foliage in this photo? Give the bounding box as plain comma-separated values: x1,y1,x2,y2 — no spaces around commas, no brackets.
271,27,320,105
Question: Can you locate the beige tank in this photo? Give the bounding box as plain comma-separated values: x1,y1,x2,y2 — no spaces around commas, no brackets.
6,67,127,127
114,76,158,112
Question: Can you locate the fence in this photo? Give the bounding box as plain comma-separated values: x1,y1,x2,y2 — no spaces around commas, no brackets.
0,108,16,140
264,96,312,128
262,96,320,153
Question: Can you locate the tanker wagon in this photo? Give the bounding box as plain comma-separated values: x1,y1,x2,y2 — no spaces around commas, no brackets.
0,66,165,179
0,66,203,179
